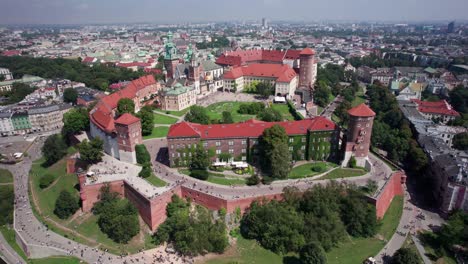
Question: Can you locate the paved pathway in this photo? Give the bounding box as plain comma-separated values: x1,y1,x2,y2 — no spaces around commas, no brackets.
412,235,432,264
0,231,25,264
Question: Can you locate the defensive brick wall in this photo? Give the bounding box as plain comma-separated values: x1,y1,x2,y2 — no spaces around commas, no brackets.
370,171,406,219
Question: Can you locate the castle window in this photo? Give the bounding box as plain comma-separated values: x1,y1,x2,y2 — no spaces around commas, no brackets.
203,142,208,147
366,123,370,127
302,137,306,143
289,138,293,143
242,140,246,145
229,149,234,154
228,141,234,146
289,146,293,151
216,141,221,146
216,149,221,154
242,149,246,153
301,145,306,150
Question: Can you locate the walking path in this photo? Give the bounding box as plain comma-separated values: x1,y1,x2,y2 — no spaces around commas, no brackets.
0,231,26,264
411,235,432,264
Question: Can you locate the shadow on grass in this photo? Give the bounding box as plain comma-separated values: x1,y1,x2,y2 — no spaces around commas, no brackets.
283,256,301,264
418,232,443,261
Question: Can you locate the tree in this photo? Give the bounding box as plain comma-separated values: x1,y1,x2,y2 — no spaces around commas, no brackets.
256,82,274,98
314,82,331,107
137,106,154,136
348,156,357,168
246,174,260,186
62,108,90,137
54,190,79,219
39,174,55,189
0,82,35,105
138,165,151,178
259,125,291,180
452,132,468,151
63,88,78,104
190,143,211,170
392,248,421,264
42,134,67,166
0,185,14,225
220,111,234,124
257,108,282,122
185,105,210,124
93,186,140,243
135,144,151,164
78,137,104,164
117,98,135,115
218,152,232,162
299,243,327,264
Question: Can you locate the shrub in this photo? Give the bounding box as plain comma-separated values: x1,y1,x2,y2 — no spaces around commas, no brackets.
135,144,151,165
39,174,55,189
311,164,325,172
190,169,209,180
348,156,357,168
139,164,152,178
246,174,260,186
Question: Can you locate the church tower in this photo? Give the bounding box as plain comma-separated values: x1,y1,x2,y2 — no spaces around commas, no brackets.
343,103,376,168
189,54,200,94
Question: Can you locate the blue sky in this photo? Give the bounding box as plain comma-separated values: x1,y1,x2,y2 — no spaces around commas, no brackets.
0,0,467,24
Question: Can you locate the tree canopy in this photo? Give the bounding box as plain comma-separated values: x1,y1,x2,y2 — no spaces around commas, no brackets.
117,98,135,115
257,108,283,122
185,105,210,124
0,82,35,105
153,195,228,255
63,88,78,104
392,248,421,264
62,108,90,137
42,134,67,166
54,190,79,219
0,184,14,226
452,132,468,151
299,242,327,264
0,56,143,91
137,105,154,136
78,137,104,164
259,125,291,180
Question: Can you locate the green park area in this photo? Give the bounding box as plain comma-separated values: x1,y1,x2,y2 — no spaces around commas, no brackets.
29,256,84,264
288,162,337,179
154,108,190,117
153,113,178,125
205,102,256,123
203,196,404,264
143,126,170,140
351,86,366,107
28,149,156,255
179,169,246,186
271,104,295,121
0,168,13,183
146,173,167,187
320,168,367,180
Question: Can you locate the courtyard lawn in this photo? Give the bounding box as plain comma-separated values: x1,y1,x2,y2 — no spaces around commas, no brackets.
145,174,167,187
179,169,246,186
288,162,335,179
351,87,366,107
320,168,367,180
143,126,170,140
0,168,13,183
205,102,256,123
271,104,295,121
154,108,190,117
203,195,404,264
153,113,178,125
30,256,84,264
0,226,28,261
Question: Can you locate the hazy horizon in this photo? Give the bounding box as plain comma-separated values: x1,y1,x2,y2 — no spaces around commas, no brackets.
0,0,467,25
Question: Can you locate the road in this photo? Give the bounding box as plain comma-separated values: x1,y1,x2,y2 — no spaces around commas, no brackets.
0,232,25,264
320,95,343,118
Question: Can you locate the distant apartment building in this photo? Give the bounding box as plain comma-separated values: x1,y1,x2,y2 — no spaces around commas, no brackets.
0,112,13,136
410,99,460,123
11,112,31,134
28,104,72,132
0,68,13,81
160,84,197,111
0,75,44,92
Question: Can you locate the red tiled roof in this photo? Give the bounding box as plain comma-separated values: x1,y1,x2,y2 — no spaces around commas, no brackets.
167,117,337,139
90,75,157,133
347,103,376,117
223,63,296,83
82,57,96,63
216,49,304,67
2,50,21,56
115,113,140,125
411,99,460,117
300,48,315,56
116,62,152,68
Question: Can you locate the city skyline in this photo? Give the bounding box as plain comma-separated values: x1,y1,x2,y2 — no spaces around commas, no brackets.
0,0,467,25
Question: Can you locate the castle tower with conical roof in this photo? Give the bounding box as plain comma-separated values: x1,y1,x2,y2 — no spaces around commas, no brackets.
343,103,376,168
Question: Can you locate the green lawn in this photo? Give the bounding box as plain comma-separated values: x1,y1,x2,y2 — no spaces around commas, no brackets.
351,87,366,107
320,168,367,180
179,169,246,186
0,226,28,261
30,256,84,264
271,104,295,121
0,168,13,183
143,126,170,139
153,113,178,125
205,102,256,123
204,196,403,264
154,108,190,117
145,174,167,187
288,162,335,179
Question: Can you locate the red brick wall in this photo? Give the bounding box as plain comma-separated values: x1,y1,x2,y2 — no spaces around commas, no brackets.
66,158,77,174
372,171,405,219
80,180,125,212
346,116,374,158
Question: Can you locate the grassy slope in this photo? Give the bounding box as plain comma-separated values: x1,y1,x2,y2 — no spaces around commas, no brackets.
179,169,246,186
202,196,404,264
154,108,189,117
321,168,367,180
153,113,178,125
288,162,333,179
145,174,167,187
0,168,13,183
205,102,256,123
143,126,169,139
29,256,84,264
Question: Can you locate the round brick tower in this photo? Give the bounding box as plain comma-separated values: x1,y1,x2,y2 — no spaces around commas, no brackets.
343,103,376,168
299,47,315,89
